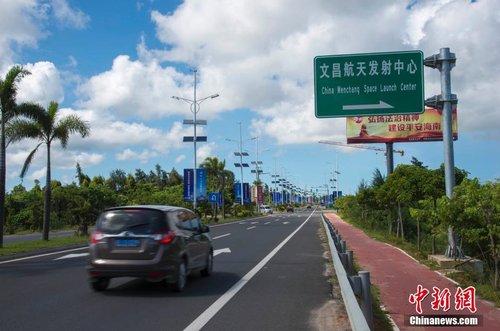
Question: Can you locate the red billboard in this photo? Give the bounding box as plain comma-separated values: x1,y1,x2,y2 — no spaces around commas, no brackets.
346,108,458,144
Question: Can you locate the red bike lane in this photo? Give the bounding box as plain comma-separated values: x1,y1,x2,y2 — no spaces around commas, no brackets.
324,213,500,331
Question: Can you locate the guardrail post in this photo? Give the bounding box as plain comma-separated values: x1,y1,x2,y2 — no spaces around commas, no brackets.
340,253,348,270
346,250,355,276
341,240,346,254
359,271,374,331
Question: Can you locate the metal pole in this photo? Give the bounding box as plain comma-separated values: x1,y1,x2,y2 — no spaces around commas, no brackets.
386,142,394,175
193,70,198,213
238,122,244,206
440,48,456,198
255,137,260,213
440,48,457,258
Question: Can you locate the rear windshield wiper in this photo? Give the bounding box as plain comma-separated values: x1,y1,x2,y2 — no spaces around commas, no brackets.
126,222,149,229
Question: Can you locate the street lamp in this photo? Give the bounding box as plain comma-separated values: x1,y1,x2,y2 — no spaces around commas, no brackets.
226,124,256,205
172,69,219,213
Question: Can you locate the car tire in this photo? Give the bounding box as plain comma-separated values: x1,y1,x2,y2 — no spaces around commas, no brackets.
200,251,213,277
91,278,110,292
173,261,187,292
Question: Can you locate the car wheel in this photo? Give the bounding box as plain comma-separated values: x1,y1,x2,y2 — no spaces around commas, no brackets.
173,261,187,292
90,278,110,292
201,251,213,277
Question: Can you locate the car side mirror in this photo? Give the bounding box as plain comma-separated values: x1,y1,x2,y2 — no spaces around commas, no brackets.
202,225,210,233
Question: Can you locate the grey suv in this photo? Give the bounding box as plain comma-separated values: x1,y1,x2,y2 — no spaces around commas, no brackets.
88,205,213,292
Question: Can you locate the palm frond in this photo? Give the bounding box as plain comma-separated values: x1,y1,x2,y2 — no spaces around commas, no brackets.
52,114,91,148
16,102,46,121
1,66,31,109
5,118,42,146
20,143,43,179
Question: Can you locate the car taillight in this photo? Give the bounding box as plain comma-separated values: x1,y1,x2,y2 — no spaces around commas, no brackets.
91,231,106,243
152,231,175,244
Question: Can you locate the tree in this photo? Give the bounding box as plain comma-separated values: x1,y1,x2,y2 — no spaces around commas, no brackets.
371,168,386,188
75,162,90,185
7,101,91,240
0,65,31,247
411,157,427,169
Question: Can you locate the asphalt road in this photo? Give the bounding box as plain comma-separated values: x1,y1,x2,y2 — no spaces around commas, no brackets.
0,209,349,331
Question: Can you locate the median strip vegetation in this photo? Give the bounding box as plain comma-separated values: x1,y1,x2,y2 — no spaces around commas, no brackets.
0,234,89,256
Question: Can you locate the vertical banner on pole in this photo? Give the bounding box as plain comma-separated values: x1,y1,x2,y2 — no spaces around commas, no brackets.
197,168,206,202
183,169,193,201
257,186,263,203
243,183,250,203
235,183,242,203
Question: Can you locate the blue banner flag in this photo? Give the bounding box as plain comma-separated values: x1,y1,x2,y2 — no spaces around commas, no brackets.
184,169,206,202
235,183,242,203
183,169,193,201
243,183,250,203
197,169,207,201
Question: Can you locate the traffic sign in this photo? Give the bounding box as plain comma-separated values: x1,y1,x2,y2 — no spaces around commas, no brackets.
208,193,220,204
314,51,424,118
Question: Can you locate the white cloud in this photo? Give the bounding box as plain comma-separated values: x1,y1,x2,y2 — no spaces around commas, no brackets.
197,142,217,163
77,54,206,120
115,149,159,164
68,55,78,67
50,0,90,30
0,0,46,68
175,154,186,164
16,61,64,106
57,107,205,153
136,2,144,11
139,0,500,143
27,167,46,181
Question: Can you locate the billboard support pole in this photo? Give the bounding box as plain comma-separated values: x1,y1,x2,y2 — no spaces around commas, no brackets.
386,142,394,175
424,48,460,259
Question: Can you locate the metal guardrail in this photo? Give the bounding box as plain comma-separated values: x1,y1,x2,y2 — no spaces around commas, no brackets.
321,213,373,331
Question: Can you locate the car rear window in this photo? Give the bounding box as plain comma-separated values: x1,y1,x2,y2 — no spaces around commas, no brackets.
96,209,168,234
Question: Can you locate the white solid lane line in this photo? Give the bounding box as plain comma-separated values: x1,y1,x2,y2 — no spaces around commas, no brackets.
247,226,256,230
54,253,89,260
0,246,88,265
183,210,315,331
212,233,231,240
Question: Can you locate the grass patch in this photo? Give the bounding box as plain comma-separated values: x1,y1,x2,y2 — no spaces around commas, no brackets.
0,235,89,256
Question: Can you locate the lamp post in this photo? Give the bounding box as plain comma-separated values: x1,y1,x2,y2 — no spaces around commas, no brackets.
172,69,219,213
248,137,269,212
227,124,255,205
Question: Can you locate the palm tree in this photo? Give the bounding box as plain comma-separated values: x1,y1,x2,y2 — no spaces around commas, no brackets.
7,101,91,240
200,157,232,220
0,65,31,248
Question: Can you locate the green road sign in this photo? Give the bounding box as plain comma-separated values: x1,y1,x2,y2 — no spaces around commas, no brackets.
314,51,424,118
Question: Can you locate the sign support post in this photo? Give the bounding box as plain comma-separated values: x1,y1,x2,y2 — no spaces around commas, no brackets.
424,47,460,258
386,142,394,175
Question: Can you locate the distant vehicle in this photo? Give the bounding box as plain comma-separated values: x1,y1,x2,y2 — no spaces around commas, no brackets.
286,205,294,213
88,205,213,292
306,204,312,209
260,205,273,214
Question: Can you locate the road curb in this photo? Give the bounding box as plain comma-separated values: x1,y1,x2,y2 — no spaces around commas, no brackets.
0,243,89,263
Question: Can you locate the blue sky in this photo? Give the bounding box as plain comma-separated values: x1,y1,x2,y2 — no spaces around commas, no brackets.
1,0,498,196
